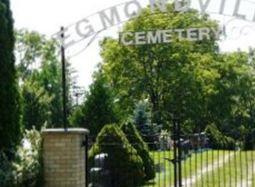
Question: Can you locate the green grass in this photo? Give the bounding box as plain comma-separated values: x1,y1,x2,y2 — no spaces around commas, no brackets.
194,150,255,187
143,150,255,187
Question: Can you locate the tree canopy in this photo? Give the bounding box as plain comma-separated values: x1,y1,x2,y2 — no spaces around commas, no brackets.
99,3,255,141
15,30,75,129
70,71,118,136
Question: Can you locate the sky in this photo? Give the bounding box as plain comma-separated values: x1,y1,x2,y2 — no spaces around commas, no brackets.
10,0,255,90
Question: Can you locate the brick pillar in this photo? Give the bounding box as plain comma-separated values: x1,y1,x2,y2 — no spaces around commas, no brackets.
42,128,89,187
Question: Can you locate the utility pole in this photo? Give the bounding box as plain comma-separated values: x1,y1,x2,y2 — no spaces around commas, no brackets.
60,26,68,130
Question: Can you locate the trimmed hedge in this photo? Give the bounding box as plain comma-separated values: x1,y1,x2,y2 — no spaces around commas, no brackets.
121,121,155,180
89,125,145,187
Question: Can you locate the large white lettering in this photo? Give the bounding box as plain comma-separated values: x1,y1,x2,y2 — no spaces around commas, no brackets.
233,0,246,20
198,0,211,14
124,0,142,18
149,0,168,12
219,0,226,14
75,19,95,38
147,31,162,44
55,0,255,50
99,7,121,29
120,32,134,45
120,28,221,46
175,0,191,12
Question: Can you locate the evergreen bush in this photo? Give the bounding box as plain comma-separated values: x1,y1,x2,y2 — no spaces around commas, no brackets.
89,124,145,187
121,121,155,180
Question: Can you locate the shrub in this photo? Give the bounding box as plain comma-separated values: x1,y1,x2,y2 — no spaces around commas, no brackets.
69,74,118,137
89,125,145,187
121,121,155,180
14,129,43,186
0,129,43,187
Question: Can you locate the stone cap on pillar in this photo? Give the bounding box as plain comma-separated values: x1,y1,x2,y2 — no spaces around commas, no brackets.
42,128,89,135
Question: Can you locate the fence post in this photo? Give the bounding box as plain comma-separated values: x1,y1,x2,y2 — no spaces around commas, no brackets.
42,128,89,187
85,134,89,187
173,118,178,187
177,119,182,187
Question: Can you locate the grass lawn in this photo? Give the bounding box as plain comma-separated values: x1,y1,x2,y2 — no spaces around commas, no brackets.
194,150,255,187
143,150,255,187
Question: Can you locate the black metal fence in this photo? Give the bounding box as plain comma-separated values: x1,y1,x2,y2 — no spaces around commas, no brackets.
86,133,255,187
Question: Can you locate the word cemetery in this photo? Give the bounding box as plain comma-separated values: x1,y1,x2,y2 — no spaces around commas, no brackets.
57,0,254,49
120,27,221,45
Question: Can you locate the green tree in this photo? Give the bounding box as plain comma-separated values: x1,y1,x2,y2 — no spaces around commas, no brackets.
15,30,74,128
70,72,118,136
133,100,159,148
0,0,22,151
101,4,219,131
100,3,255,141
133,100,151,131
15,30,44,81
21,80,52,130
211,52,255,148
33,41,64,127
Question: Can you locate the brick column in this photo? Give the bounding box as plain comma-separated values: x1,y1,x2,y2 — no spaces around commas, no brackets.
42,128,89,187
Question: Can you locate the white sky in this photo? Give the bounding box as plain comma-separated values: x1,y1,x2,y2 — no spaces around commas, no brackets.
10,0,255,90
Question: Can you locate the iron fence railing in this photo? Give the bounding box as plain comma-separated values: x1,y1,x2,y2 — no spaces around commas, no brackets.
87,134,255,187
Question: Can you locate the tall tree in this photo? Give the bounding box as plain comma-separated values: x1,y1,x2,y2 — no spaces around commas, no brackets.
0,0,22,151
15,30,74,128
101,4,219,128
133,100,159,147
21,80,52,130
100,3,255,139
70,71,118,136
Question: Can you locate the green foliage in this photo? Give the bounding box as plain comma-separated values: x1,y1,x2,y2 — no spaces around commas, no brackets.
70,73,118,136
13,129,43,186
133,100,151,129
15,30,44,81
101,4,219,126
0,129,43,187
33,40,66,127
205,124,236,150
121,121,155,180
0,0,22,151
21,80,52,130
133,100,160,149
0,152,14,187
16,30,74,128
99,2,255,141
244,129,255,150
89,125,145,187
